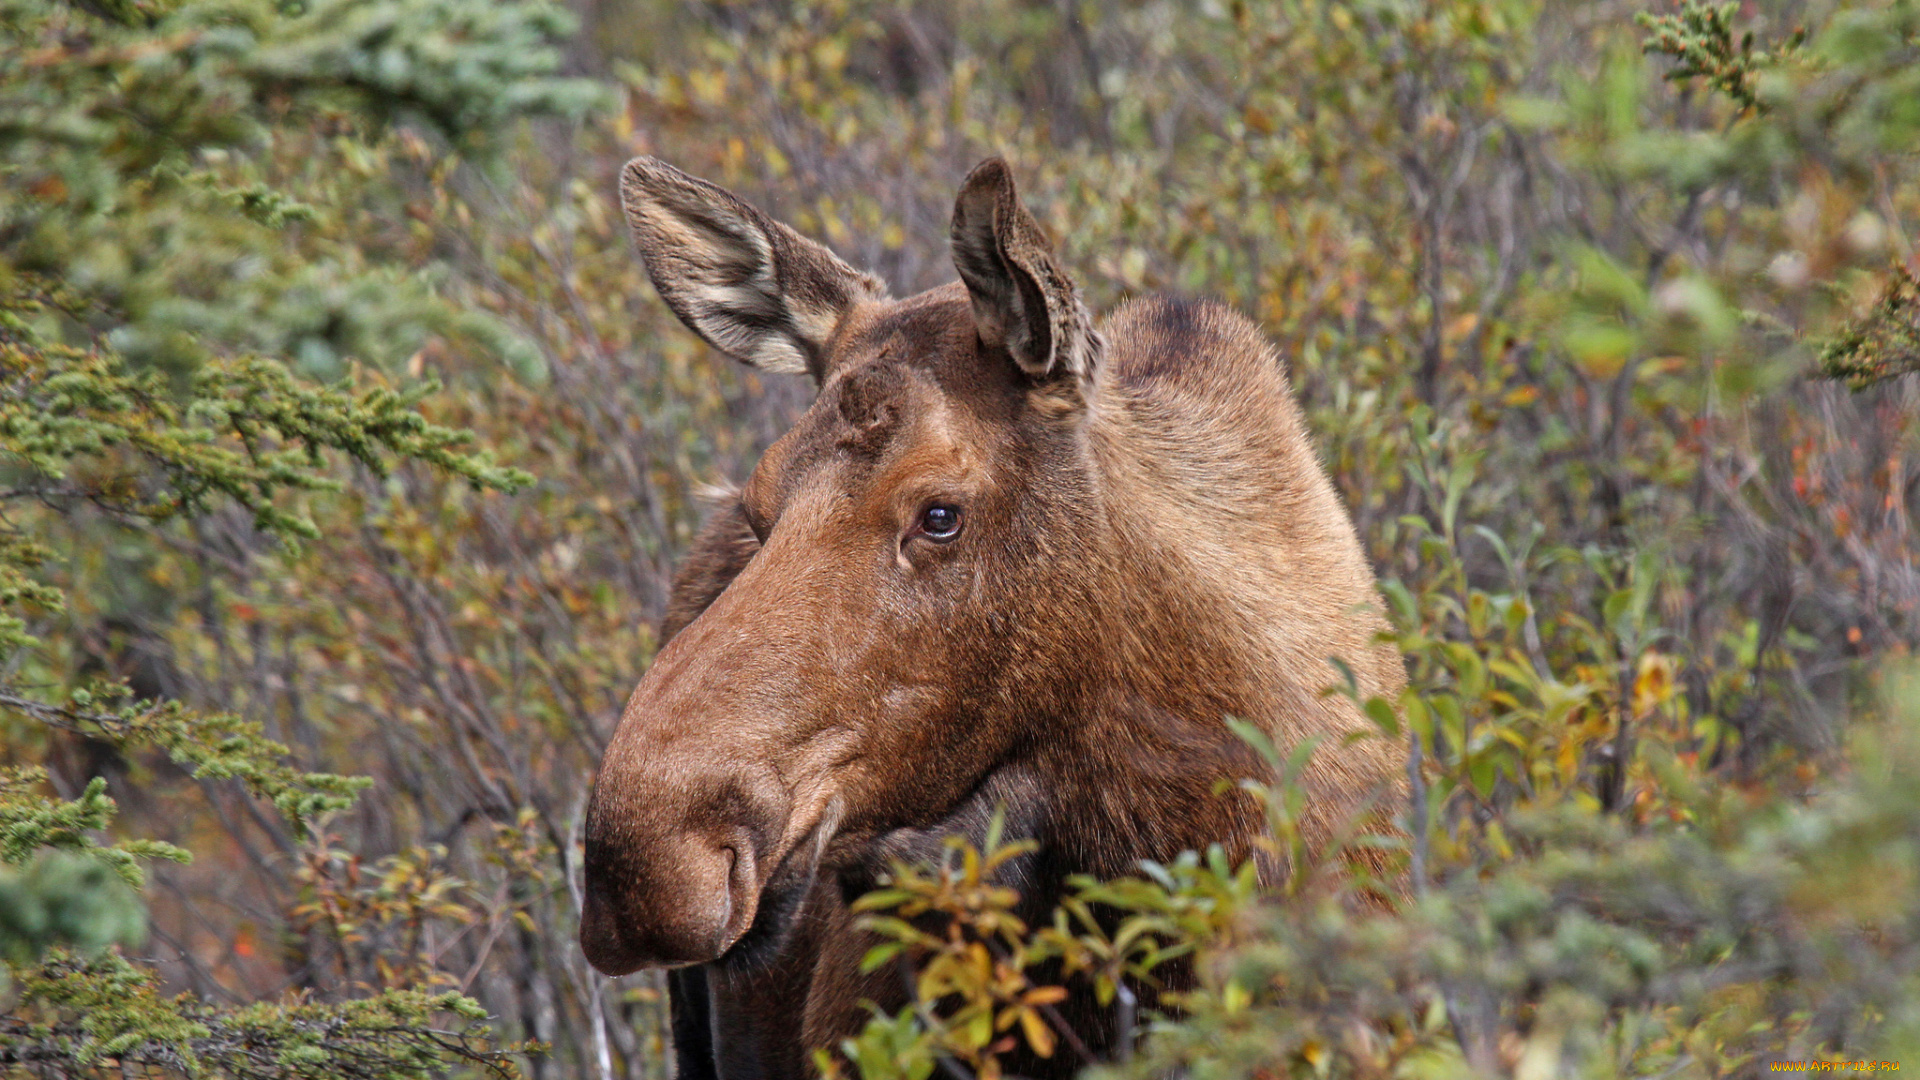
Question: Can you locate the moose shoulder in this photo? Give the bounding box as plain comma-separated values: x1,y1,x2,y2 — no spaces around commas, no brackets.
579,156,1406,1077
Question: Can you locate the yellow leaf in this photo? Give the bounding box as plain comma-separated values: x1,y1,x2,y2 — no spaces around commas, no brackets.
1633,651,1677,715
1018,1008,1056,1057
1485,818,1515,860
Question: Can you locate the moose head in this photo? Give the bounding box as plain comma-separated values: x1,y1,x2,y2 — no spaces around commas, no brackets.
579,158,1402,1071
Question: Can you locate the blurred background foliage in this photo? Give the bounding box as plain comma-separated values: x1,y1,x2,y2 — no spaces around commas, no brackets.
3,0,1920,1076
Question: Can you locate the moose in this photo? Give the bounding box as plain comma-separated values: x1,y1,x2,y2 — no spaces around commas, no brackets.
579,156,1406,1077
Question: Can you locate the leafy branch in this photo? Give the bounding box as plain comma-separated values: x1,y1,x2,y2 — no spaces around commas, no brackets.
0,686,370,833
1821,263,1920,389
1637,0,1806,115
0,952,531,1080
2,282,531,544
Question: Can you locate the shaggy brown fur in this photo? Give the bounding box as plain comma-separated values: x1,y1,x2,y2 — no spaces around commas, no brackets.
580,157,1406,1078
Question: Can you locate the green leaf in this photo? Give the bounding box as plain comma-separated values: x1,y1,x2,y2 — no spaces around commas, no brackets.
1363,696,1402,739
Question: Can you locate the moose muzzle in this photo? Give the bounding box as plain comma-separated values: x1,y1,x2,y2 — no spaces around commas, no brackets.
579,653,797,974
579,819,762,973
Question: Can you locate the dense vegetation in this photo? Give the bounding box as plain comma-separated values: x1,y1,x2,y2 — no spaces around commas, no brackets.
3,0,1918,1077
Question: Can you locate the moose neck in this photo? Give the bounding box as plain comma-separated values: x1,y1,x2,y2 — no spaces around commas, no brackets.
997,347,1388,883
931,422,1264,882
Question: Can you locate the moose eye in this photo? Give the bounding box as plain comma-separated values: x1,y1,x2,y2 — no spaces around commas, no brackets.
918,504,962,542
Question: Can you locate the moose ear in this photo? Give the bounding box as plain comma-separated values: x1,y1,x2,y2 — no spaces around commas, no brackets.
620,157,887,380
949,158,1098,385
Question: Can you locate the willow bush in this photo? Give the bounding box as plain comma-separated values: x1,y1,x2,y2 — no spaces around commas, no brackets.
6,0,1919,1077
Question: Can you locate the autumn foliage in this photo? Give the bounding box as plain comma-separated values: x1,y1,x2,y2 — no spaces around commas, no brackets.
5,0,1920,1077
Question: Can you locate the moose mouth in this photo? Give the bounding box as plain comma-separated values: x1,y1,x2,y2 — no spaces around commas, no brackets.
708,863,816,973
704,801,847,975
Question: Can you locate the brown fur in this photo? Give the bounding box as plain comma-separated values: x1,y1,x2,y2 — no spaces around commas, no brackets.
581,157,1406,1078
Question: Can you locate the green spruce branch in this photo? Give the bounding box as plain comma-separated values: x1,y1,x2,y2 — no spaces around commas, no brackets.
1,952,530,1080
1822,264,1920,389
1637,0,1806,115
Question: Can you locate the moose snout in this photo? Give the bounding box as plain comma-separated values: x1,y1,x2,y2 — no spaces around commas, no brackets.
579,824,761,975
579,576,814,975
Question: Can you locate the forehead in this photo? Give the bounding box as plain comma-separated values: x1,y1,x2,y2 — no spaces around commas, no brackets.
829,282,980,386
747,285,1019,500
824,283,1028,442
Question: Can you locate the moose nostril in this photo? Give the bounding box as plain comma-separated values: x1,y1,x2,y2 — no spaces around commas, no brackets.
714,847,736,948
714,841,757,953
